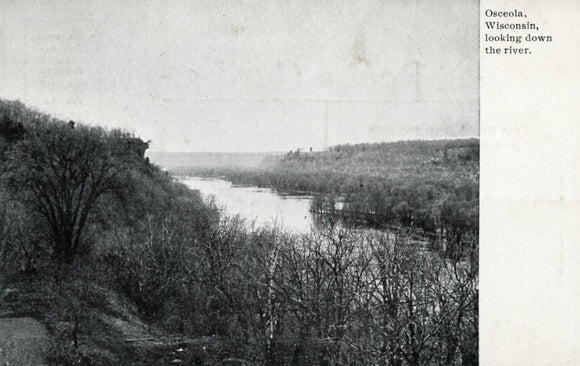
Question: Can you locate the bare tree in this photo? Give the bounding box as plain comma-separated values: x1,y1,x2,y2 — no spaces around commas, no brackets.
5,123,138,265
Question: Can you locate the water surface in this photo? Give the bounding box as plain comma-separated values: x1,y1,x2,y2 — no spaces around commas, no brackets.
179,176,314,233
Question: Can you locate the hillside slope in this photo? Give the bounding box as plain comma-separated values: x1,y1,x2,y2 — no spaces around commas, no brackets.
1,100,478,365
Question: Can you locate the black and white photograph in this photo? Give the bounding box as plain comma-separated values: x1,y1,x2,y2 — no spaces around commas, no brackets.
1,0,483,364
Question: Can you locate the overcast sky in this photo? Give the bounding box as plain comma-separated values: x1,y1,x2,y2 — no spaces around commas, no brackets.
0,0,478,152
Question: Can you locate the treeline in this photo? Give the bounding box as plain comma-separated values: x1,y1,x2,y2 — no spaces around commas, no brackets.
0,100,477,365
103,218,478,365
172,139,479,258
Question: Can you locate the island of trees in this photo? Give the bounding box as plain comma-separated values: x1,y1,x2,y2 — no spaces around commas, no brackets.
0,99,477,365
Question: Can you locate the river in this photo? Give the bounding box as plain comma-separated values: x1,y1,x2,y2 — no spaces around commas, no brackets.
179,176,315,233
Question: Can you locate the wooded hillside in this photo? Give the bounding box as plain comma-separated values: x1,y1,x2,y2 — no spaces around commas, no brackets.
173,139,479,258
1,100,477,365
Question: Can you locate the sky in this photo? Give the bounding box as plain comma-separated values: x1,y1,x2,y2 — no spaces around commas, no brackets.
0,0,479,152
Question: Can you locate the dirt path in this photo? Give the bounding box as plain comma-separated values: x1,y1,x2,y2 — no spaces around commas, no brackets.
0,317,48,365
0,276,49,365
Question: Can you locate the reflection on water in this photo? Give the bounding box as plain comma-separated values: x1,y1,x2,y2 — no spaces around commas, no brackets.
179,176,315,233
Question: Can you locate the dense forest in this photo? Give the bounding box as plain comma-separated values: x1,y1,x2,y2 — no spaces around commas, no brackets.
0,99,477,365
172,139,479,260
